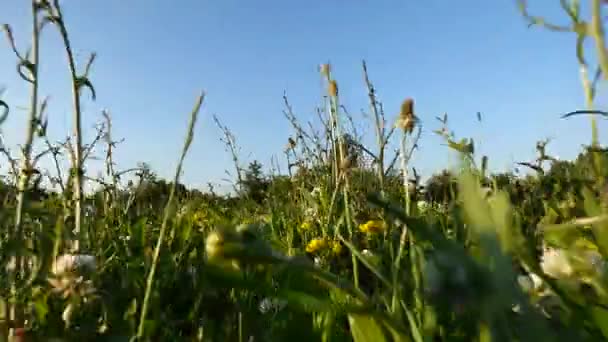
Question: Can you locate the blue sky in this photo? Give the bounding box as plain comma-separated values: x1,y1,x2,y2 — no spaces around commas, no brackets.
1,0,607,192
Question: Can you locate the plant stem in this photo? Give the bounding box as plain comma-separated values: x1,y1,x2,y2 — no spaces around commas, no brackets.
52,0,86,251
135,92,204,341
10,1,41,334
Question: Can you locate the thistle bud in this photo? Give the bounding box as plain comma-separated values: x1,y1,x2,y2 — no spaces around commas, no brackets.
328,80,338,97
396,98,417,133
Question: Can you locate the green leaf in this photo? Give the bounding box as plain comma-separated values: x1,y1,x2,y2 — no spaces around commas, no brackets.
591,306,608,339
403,305,423,342
338,235,392,289
348,314,388,342
33,295,49,324
76,76,96,100
583,187,608,255
279,290,333,312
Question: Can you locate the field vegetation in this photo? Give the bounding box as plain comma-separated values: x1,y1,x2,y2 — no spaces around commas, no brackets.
3,1,608,341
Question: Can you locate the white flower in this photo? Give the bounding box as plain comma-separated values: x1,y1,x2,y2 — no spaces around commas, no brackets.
52,254,97,275
540,248,573,279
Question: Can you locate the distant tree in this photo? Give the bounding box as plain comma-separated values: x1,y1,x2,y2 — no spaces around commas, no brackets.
239,160,270,203
424,170,457,204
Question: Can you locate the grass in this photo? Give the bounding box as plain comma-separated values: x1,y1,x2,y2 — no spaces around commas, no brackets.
2,0,608,341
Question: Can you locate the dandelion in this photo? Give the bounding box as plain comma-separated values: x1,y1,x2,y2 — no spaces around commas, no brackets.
192,210,207,227
330,240,342,255
306,238,327,253
299,221,313,231
359,220,386,234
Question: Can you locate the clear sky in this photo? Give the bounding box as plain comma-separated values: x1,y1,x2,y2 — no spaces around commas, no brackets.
1,0,607,192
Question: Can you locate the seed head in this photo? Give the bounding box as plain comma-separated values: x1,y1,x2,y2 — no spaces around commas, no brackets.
328,80,338,97
320,63,331,78
396,98,417,133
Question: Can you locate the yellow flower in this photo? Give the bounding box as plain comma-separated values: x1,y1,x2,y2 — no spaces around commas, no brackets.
306,238,327,254
192,210,207,226
330,240,342,255
299,221,313,231
359,220,386,234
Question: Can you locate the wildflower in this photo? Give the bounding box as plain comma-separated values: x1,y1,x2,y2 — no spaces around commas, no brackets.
359,220,386,234
192,210,207,227
330,240,342,255
299,221,313,231
306,238,327,253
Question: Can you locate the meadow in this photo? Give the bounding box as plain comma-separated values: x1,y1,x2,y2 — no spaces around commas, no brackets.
3,1,608,341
